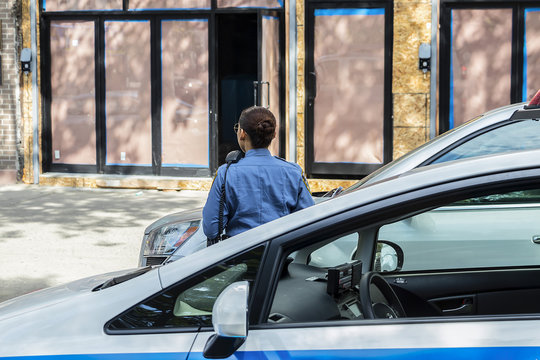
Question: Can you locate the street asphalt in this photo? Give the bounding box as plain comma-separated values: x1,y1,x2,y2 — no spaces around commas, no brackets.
0,184,208,303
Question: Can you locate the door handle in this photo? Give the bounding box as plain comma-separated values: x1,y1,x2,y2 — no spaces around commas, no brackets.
253,81,259,106
253,81,270,108
263,81,270,108
532,235,540,244
441,303,473,315
429,295,475,316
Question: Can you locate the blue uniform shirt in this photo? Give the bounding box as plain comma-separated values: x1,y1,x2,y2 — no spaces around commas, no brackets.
203,148,315,239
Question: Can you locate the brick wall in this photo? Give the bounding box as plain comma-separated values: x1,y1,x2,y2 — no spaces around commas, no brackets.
0,0,20,184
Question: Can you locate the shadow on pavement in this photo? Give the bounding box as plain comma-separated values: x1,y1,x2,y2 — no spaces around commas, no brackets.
0,185,206,239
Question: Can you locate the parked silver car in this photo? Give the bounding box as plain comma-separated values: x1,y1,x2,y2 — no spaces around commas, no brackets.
140,99,540,267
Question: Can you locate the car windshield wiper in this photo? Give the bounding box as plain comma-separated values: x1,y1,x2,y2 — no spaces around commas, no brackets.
93,266,154,292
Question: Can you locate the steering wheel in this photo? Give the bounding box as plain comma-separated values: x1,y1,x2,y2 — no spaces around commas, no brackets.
359,272,406,319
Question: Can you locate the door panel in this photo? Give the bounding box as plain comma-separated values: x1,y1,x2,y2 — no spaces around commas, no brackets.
387,269,540,317
188,321,540,359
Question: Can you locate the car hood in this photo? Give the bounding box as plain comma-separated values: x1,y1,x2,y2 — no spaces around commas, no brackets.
0,268,139,322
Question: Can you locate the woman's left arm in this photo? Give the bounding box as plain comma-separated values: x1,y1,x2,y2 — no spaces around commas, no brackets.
294,172,315,211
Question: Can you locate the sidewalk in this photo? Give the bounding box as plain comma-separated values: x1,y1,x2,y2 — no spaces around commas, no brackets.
0,184,208,302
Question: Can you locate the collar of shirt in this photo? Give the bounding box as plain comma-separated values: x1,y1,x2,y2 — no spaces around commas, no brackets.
245,148,272,157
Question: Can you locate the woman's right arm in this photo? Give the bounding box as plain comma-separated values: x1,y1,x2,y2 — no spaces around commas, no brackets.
202,168,226,239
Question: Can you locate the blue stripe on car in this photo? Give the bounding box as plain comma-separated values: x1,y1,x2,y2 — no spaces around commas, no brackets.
3,347,540,360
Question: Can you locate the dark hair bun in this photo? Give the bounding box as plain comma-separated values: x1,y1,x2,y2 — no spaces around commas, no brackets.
256,120,275,138
239,106,276,148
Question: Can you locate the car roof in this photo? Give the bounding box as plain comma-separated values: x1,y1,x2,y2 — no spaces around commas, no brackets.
159,148,540,288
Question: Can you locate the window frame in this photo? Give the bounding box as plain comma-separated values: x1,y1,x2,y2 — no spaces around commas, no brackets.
304,0,394,179
105,244,268,335
439,0,540,134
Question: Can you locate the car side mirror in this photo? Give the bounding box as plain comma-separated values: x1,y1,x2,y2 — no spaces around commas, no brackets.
374,240,404,273
203,281,249,359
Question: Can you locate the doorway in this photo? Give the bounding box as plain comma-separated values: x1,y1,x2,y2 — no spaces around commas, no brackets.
217,13,258,165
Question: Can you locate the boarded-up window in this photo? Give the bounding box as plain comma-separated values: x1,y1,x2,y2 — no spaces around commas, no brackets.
450,9,512,128
161,20,210,167
313,8,385,164
50,20,96,165
105,21,152,166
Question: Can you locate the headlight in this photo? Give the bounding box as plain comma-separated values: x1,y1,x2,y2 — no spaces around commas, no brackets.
143,220,200,257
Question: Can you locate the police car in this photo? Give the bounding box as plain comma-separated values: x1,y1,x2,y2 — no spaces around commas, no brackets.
140,93,540,267
3,149,540,358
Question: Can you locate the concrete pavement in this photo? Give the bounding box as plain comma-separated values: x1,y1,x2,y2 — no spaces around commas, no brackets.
0,184,208,302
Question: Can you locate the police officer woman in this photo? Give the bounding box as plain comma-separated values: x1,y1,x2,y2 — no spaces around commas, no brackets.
203,106,314,242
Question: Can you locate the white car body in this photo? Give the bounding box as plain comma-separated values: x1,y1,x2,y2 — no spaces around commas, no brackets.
4,149,540,358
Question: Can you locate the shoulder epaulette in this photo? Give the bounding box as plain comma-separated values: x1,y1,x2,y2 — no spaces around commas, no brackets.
273,156,288,162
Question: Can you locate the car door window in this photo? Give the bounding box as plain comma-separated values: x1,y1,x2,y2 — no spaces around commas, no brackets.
376,189,540,272
432,119,540,164
269,232,364,323
107,245,265,331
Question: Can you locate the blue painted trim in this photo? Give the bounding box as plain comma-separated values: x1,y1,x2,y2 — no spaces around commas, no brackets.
162,163,207,168
220,1,282,9
523,8,540,101
129,8,211,11
449,10,455,129
523,10,529,101
105,163,152,166
6,347,540,360
105,19,150,23
263,15,279,20
47,9,121,12
314,8,385,17
319,161,383,165
224,6,281,9
161,19,209,22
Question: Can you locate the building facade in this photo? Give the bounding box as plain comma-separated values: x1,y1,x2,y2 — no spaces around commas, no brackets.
5,0,540,191
0,0,21,185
